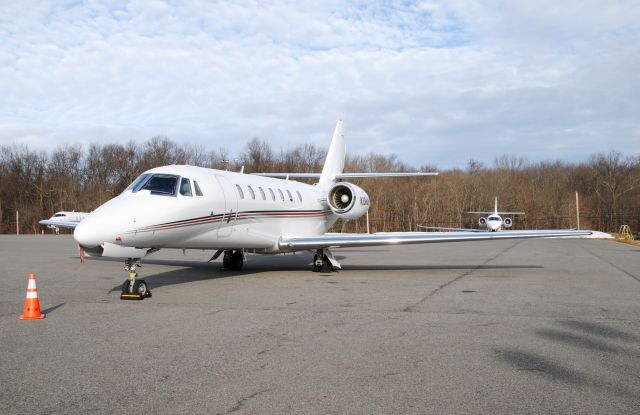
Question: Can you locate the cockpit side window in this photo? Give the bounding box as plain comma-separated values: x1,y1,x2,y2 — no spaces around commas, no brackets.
126,173,151,193
140,174,179,196
193,180,203,196
180,178,193,196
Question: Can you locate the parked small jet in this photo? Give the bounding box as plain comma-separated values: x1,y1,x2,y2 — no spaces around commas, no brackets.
420,197,524,233
39,121,590,299
43,211,89,233
467,197,525,231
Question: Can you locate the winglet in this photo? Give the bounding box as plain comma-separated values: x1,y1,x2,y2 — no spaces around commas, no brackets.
318,120,346,189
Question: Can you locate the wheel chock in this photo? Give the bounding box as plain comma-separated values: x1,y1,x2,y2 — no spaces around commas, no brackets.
120,291,152,301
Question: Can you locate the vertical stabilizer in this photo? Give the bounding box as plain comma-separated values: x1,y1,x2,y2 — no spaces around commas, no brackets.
494,197,498,214
319,120,346,189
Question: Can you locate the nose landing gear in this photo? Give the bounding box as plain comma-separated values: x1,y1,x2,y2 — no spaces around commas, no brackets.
120,258,152,300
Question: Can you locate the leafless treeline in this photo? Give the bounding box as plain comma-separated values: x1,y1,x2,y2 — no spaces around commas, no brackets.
1,136,638,235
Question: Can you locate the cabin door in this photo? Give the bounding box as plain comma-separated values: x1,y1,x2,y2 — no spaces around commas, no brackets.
215,176,238,237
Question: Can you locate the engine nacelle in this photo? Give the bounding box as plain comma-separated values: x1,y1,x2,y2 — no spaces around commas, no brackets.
327,183,370,220
504,217,513,228
478,217,487,227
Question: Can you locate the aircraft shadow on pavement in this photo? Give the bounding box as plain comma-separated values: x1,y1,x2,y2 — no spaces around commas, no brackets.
103,256,543,292
494,320,639,400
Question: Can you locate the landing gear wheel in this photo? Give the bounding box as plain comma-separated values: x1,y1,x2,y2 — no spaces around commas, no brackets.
133,280,151,298
120,259,151,300
222,251,232,269
322,255,334,273
312,249,339,273
230,250,244,271
313,254,323,272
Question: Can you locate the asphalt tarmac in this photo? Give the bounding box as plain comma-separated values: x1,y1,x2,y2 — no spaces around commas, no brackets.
0,235,639,414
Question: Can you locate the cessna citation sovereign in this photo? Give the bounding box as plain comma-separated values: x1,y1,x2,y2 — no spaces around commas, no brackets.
40,120,590,299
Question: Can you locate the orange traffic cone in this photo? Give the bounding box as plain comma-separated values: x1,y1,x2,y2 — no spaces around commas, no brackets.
19,273,45,320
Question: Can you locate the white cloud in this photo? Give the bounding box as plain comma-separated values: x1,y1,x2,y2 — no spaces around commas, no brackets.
0,0,638,169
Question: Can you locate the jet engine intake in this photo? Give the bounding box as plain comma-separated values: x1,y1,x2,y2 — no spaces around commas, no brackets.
478,217,487,227
504,217,513,228
328,183,370,220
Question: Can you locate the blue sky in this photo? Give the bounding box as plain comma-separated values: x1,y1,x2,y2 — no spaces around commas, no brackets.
1,0,638,169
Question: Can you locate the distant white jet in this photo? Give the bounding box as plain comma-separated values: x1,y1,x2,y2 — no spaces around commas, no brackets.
39,120,590,299
419,197,524,233
43,211,89,233
468,197,525,232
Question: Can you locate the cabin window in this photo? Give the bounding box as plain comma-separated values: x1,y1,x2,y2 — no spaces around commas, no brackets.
193,180,203,196
236,184,244,199
139,174,178,196
296,191,302,202
286,189,293,202
126,173,151,192
268,188,276,201
248,185,256,200
277,189,285,201
258,187,266,200
179,178,193,196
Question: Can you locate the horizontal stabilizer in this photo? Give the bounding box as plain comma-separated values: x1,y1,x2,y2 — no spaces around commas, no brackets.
253,172,438,179
467,211,525,215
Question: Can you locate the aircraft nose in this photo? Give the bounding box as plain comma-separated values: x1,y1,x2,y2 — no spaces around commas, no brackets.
73,217,104,248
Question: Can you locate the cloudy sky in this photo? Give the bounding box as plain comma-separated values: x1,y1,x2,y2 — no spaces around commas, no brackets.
1,1,638,169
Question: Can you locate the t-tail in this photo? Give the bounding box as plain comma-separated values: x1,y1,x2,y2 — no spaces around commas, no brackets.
251,120,438,182
318,120,346,190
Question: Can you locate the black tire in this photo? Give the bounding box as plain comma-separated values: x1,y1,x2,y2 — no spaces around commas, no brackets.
133,280,148,297
222,251,232,268
122,280,132,293
230,251,244,271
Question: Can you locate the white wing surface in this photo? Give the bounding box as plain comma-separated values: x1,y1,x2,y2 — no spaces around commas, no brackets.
38,220,80,229
278,230,592,250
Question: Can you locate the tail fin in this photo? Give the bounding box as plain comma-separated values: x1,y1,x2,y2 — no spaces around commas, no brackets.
494,197,498,214
319,120,346,189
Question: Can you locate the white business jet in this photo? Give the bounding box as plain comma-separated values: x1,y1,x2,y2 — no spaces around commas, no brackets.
39,121,590,298
44,211,89,234
468,197,525,231
419,197,524,233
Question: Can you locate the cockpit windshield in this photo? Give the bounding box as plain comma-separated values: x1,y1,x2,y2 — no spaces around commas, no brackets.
125,174,151,193
488,216,501,221
139,174,179,196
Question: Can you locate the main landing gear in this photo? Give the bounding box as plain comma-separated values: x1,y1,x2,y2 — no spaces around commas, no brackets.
313,248,342,272
120,258,152,300
221,250,244,271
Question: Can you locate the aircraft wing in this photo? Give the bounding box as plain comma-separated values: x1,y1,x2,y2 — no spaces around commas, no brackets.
278,229,592,250
38,220,80,229
417,225,486,232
